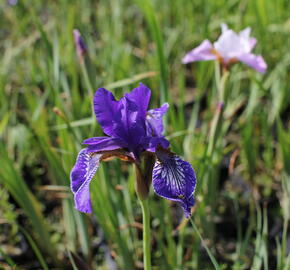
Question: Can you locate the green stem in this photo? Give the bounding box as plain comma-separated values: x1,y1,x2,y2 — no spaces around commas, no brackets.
206,101,224,157
80,60,94,101
139,198,152,270
206,70,229,158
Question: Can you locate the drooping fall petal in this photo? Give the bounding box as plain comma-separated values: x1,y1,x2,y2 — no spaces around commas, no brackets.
152,149,197,218
237,53,267,73
70,149,102,213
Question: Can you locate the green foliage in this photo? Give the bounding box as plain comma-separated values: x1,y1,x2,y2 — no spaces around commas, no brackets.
0,0,289,269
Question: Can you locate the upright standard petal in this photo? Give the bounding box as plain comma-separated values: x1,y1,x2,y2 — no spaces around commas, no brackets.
238,27,257,50
70,148,102,213
152,149,197,217
239,27,251,40
221,23,229,34
125,83,151,119
146,103,169,137
214,29,243,61
237,53,267,73
115,85,152,156
117,99,147,157
94,88,122,137
182,40,216,64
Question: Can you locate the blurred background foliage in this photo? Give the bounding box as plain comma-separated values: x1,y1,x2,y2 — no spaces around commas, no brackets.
0,0,290,269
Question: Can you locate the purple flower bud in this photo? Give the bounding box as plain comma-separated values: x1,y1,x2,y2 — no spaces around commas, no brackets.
73,29,87,62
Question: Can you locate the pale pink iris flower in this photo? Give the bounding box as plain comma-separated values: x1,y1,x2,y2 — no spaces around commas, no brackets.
182,24,267,73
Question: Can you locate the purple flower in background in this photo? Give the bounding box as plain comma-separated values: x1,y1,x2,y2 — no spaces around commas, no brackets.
183,24,267,73
73,29,87,62
70,83,197,217
8,0,18,6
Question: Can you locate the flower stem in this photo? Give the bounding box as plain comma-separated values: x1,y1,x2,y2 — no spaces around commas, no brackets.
139,198,152,270
206,70,229,158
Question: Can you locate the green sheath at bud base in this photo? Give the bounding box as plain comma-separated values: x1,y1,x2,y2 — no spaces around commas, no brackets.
135,152,156,200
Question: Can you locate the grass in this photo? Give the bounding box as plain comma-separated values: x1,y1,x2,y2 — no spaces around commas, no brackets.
0,0,290,269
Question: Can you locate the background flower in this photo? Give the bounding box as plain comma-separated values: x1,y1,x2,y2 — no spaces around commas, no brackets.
183,24,267,72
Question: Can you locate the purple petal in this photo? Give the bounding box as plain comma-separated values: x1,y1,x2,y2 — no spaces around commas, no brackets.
239,27,251,39
144,137,170,152
221,23,229,34
214,25,261,63
83,136,127,152
237,53,267,73
125,83,151,119
182,40,216,64
238,27,257,50
94,88,122,137
249,38,257,50
94,86,149,155
146,103,169,137
70,148,102,213
115,86,151,155
152,149,197,217
179,195,195,218
214,29,243,60
8,0,18,6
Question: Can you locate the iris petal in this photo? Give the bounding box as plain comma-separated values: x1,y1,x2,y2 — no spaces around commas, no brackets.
182,40,216,64
94,88,122,137
179,195,195,218
70,148,102,213
144,137,169,152
83,136,127,152
146,103,169,137
237,53,267,73
152,149,197,217
239,27,257,49
118,95,147,152
125,83,151,119
183,24,266,73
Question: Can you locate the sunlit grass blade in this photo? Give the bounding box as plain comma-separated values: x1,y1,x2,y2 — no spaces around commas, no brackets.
190,218,221,270
104,71,157,90
135,0,168,104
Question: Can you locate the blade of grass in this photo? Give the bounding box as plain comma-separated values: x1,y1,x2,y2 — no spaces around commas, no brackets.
190,218,221,270
19,226,50,270
0,246,19,269
134,0,168,104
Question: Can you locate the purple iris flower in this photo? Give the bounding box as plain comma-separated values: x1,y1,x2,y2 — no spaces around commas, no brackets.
70,83,197,217
183,24,267,73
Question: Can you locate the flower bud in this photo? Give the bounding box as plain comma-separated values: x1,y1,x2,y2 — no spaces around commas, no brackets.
73,29,87,63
